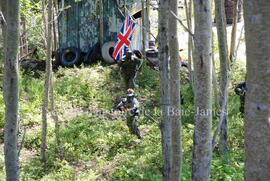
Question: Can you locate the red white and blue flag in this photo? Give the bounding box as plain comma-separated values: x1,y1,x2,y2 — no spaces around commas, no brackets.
112,15,137,61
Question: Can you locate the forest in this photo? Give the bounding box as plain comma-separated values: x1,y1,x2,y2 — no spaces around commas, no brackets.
0,0,269,181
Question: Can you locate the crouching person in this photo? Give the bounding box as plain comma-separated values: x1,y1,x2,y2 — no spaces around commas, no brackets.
115,89,142,139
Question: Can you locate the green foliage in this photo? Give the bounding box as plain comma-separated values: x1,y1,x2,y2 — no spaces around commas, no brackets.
212,154,244,181
0,57,247,180
137,61,160,89
181,83,195,125
20,0,46,59
19,72,44,127
0,0,248,180
55,65,120,109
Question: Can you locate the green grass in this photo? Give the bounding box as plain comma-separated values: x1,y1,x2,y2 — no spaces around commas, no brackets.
0,60,246,181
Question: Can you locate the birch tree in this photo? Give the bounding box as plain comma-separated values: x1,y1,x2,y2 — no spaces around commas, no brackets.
51,0,60,151
184,0,194,86
0,0,7,65
192,0,213,180
41,0,53,163
158,0,172,180
168,0,182,180
52,0,58,51
243,0,270,180
142,0,147,54
229,0,239,63
3,0,20,180
214,0,229,155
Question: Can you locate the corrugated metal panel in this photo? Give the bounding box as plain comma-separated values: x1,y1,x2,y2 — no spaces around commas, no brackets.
78,0,99,52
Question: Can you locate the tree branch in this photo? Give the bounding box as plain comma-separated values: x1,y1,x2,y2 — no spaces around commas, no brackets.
0,11,6,25
169,10,194,37
144,112,158,123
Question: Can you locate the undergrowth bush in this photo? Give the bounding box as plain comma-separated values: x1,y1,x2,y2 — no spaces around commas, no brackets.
0,59,246,180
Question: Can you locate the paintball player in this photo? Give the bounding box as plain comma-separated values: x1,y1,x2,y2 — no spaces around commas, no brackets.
235,81,247,116
118,49,143,89
115,89,142,139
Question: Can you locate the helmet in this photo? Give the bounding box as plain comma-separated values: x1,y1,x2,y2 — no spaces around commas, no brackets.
126,88,134,97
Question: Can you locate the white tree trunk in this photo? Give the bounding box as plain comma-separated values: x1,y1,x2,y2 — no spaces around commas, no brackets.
50,77,60,147
41,0,47,46
50,0,60,150
41,0,53,163
215,0,229,155
145,0,150,43
192,0,213,180
52,3,58,51
0,0,7,63
229,0,238,63
212,32,220,111
243,0,270,180
3,0,20,180
142,0,150,54
168,0,182,180
184,0,194,87
158,0,172,180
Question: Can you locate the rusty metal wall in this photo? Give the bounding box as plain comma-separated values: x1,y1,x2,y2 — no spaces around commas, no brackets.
58,0,141,53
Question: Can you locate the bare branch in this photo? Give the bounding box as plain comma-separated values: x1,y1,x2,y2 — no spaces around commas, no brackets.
144,112,158,123
169,10,194,37
0,11,6,25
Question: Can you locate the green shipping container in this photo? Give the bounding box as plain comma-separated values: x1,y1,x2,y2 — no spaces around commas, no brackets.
58,0,142,53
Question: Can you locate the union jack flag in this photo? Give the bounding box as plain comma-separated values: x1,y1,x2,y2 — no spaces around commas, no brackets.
112,15,137,61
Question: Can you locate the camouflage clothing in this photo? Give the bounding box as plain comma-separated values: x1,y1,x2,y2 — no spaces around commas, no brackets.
116,96,142,139
118,51,142,89
235,81,247,115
